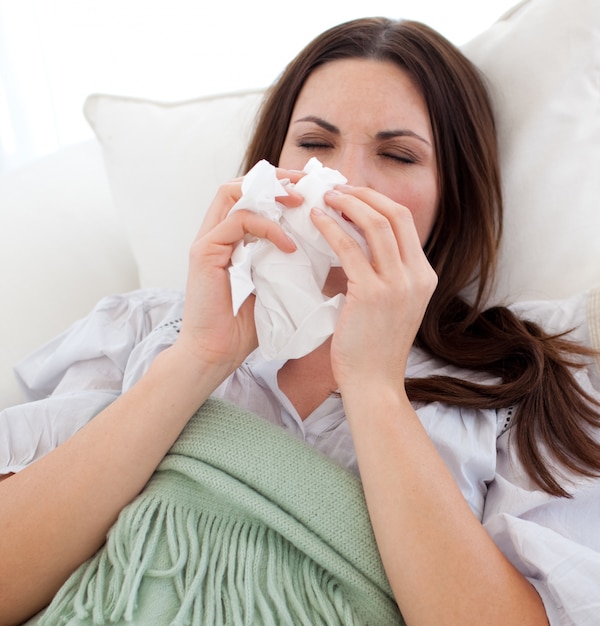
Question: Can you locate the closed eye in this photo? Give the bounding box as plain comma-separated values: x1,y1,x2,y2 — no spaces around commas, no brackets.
298,141,332,150
380,152,417,164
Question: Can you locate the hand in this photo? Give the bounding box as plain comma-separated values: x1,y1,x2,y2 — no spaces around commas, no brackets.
196,169,305,237
177,169,305,374
311,186,438,392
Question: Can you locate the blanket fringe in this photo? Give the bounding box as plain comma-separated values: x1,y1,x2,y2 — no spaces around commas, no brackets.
40,492,363,626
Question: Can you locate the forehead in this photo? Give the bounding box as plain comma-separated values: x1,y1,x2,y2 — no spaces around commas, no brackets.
292,58,431,133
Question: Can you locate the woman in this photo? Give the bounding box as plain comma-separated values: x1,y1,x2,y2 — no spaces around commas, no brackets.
1,17,599,625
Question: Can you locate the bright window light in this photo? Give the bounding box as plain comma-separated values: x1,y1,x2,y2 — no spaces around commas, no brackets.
0,0,519,172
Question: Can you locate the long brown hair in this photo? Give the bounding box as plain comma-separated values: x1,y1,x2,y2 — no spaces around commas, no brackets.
243,18,600,496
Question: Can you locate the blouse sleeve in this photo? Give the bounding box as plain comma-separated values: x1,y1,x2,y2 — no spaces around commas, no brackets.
484,287,600,624
0,288,184,474
483,435,600,625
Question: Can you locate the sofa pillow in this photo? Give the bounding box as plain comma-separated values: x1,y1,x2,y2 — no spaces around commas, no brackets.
85,0,600,304
461,0,600,304
84,90,263,290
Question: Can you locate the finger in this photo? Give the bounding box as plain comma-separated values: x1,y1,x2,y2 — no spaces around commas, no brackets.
200,169,305,236
309,207,375,281
273,168,306,207
201,210,297,264
276,184,304,208
328,186,428,268
197,178,245,236
327,189,439,305
274,167,306,186
322,190,406,276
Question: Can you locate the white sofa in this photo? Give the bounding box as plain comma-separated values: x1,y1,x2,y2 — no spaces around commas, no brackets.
1,0,599,410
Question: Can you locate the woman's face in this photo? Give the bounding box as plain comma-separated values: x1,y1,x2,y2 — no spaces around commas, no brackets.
279,58,439,245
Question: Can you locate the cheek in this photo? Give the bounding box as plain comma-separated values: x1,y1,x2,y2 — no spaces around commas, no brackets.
414,204,438,246
277,143,306,171
385,180,439,245
412,192,439,245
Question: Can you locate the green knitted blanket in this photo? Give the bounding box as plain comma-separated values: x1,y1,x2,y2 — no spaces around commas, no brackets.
38,398,404,625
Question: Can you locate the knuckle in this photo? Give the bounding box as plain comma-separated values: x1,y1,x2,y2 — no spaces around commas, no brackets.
230,208,252,220
188,238,207,266
395,204,416,224
217,180,240,199
371,212,393,232
421,266,439,295
337,233,362,252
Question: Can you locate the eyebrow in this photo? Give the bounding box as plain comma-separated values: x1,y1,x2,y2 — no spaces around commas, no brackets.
295,116,339,134
294,115,431,146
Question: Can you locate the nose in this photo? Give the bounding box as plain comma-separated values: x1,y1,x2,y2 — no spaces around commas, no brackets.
328,147,370,188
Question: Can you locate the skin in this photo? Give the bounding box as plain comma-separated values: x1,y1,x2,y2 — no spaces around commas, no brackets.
277,59,439,415
0,59,548,625
280,59,439,304
278,59,548,625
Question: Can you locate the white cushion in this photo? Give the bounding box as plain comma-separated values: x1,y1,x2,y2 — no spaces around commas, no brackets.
85,0,600,306
84,90,264,290
461,0,600,304
0,140,139,408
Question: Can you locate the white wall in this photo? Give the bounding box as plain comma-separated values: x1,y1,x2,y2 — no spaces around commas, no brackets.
0,0,519,173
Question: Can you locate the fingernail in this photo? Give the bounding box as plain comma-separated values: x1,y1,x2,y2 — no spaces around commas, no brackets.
311,207,325,216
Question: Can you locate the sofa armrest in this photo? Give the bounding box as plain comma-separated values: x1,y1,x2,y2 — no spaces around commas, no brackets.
0,140,139,408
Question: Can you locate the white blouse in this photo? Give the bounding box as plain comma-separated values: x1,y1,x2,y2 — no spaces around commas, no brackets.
2,287,599,625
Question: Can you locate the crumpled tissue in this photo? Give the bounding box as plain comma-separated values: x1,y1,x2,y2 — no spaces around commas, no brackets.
228,157,369,360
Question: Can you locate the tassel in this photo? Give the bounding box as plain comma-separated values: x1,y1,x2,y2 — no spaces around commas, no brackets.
40,490,363,626
38,400,404,625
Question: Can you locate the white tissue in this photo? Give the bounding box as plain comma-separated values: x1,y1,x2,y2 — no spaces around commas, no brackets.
228,157,369,360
